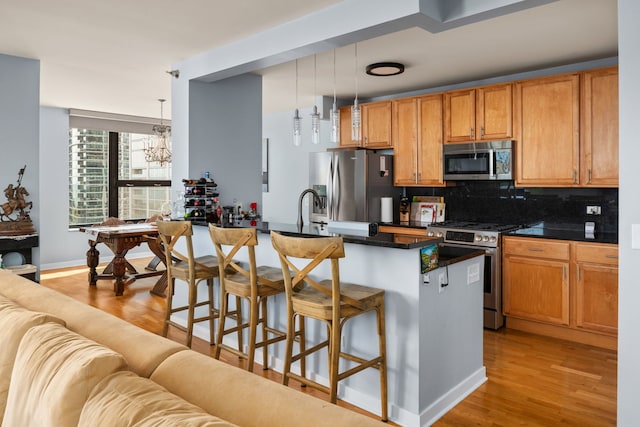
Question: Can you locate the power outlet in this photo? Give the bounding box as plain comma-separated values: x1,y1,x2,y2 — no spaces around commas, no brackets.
235,202,243,214
438,273,447,293
586,205,601,215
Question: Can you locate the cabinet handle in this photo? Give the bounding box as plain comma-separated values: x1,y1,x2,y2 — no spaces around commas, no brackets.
417,173,421,182
577,265,580,281
527,247,543,252
470,127,474,139
605,254,619,259
480,127,485,139
587,169,592,183
563,265,567,281
573,170,578,184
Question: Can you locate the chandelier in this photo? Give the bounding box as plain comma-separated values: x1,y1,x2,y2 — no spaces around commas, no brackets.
144,98,172,166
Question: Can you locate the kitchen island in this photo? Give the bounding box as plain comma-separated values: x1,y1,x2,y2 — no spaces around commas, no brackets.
181,222,486,426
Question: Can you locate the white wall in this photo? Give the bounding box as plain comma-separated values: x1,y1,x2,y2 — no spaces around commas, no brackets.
261,105,333,224
616,0,640,424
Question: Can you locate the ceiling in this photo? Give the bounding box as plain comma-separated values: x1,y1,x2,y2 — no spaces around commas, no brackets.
0,0,617,119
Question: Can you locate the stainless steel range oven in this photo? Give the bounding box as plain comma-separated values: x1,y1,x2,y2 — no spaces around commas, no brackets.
426,221,521,330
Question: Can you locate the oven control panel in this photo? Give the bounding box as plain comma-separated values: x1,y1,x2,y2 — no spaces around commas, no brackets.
426,227,499,248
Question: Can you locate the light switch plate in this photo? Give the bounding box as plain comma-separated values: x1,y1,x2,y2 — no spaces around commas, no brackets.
633,224,640,249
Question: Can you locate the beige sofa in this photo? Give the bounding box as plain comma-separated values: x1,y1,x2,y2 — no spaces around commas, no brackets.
0,270,386,427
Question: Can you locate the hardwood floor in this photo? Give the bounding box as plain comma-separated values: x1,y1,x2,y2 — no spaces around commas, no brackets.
39,259,617,426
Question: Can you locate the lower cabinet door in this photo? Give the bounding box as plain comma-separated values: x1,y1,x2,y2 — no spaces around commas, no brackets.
576,263,618,335
503,256,570,326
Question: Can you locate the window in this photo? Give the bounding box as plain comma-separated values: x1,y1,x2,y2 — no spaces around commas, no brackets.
68,111,171,227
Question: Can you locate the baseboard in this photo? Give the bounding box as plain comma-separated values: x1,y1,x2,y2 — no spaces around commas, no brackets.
420,367,488,426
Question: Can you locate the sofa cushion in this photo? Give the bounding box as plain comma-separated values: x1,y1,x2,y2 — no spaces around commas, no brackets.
0,295,66,424
0,269,186,378
78,371,238,427
3,322,128,427
152,351,387,427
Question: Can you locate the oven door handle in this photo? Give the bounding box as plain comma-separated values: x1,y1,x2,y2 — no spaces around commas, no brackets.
489,148,495,178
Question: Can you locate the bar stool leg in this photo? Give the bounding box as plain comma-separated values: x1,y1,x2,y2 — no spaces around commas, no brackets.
214,290,229,360
282,311,296,386
299,315,306,385
377,303,388,422
329,320,341,404
235,296,243,354
261,296,269,369
162,278,174,337
207,278,215,345
247,295,259,372
186,280,197,348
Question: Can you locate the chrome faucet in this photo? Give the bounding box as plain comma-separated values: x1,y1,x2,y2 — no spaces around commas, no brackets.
297,188,322,229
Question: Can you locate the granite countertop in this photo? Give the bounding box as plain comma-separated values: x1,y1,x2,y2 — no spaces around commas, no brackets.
255,222,442,250
505,221,618,244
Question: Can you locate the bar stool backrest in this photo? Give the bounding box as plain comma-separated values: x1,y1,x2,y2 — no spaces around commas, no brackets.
209,226,257,282
156,221,196,277
271,232,365,311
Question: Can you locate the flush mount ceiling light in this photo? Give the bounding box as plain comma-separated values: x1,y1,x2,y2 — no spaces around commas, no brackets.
365,62,405,76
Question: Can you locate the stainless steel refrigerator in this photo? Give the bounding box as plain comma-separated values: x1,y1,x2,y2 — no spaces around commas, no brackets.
309,149,397,224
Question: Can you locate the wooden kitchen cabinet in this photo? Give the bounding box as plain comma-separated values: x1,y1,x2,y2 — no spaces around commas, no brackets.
574,242,618,336
338,101,392,148
392,94,444,186
338,105,355,147
503,237,570,326
362,100,392,148
514,73,580,186
580,66,619,187
503,236,618,349
444,83,512,143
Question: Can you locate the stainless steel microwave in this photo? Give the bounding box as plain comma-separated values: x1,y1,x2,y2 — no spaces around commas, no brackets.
443,140,513,181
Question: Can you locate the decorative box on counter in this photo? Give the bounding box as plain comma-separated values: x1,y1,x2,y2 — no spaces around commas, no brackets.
411,196,445,224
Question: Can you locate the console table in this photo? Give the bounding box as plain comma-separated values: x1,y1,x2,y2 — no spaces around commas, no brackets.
0,234,38,281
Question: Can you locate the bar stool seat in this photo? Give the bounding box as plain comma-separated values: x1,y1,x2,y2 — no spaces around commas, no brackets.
209,225,287,372
157,220,221,348
270,231,388,421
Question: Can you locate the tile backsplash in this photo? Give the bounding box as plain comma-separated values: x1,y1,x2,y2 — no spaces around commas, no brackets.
406,181,618,233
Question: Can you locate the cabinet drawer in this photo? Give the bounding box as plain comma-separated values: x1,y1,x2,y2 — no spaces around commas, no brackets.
575,243,618,265
503,237,570,260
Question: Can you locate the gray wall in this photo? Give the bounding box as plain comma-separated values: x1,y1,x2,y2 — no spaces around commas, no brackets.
188,75,263,211
0,54,39,263
617,0,640,423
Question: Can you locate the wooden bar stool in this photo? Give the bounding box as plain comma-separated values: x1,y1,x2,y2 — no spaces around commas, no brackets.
270,231,388,421
209,225,287,372
157,220,220,348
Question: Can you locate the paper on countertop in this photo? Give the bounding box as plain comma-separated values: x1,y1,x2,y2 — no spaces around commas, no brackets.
84,223,157,241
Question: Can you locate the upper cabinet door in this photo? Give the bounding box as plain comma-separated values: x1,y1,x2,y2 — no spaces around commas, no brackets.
444,89,475,143
444,83,512,143
514,73,580,187
392,95,444,187
476,83,513,140
338,105,357,147
417,94,444,186
362,101,392,148
581,66,619,187
392,97,419,186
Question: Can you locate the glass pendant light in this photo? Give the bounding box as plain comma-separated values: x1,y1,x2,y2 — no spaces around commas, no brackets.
310,55,321,145
293,59,302,147
330,49,340,144
351,43,362,143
